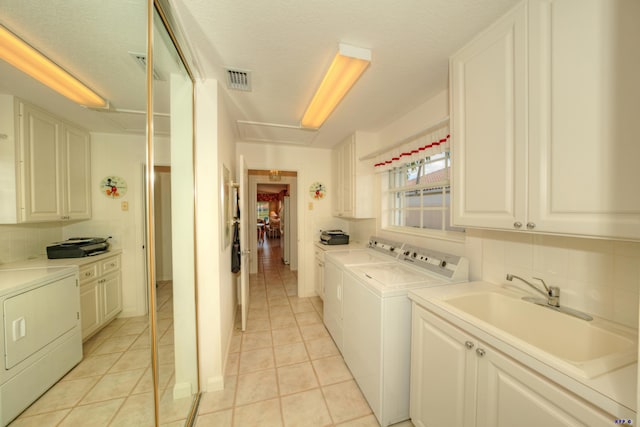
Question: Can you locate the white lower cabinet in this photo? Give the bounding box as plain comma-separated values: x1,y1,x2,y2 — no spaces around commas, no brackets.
410,304,614,427
79,254,122,341
314,247,325,300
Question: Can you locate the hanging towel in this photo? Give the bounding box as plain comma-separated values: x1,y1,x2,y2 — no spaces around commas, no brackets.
232,221,241,273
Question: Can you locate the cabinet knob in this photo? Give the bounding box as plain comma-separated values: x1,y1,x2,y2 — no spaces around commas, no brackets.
476,348,486,357
465,341,474,350
513,222,523,229
526,222,536,230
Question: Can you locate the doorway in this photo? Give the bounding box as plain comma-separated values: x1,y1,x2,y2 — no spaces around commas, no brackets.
248,170,298,279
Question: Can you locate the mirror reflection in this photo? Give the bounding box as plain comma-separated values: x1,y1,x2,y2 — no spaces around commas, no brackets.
0,1,198,425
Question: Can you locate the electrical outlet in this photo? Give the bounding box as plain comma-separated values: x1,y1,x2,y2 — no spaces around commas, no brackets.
121,201,129,211
308,202,313,210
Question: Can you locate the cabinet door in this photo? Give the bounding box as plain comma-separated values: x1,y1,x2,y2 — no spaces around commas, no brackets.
528,0,640,239
332,145,343,216
18,102,64,222
314,257,324,300
80,280,101,340
451,2,527,230
102,272,122,322
341,138,355,217
322,260,343,351
410,305,477,427
62,125,91,220
476,343,613,427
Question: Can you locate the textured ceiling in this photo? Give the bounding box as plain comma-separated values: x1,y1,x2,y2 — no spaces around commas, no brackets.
168,0,521,148
0,0,520,147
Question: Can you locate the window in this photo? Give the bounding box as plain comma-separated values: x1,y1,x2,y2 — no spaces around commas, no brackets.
257,202,269,221
384,152,464,237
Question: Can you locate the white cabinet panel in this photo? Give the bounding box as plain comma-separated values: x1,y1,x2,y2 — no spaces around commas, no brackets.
0,96,91,224
527,0,640,238
19,102,64,222
477,341,613,427
78,254,122,341
410,304,476,427
451,1,527,230
451,0,640,239
80,281,101,339
62,124,91,219
411,303,616,427
332,132,375,219
102,272,122,322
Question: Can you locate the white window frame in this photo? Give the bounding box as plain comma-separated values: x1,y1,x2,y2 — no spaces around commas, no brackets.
381,152,465,242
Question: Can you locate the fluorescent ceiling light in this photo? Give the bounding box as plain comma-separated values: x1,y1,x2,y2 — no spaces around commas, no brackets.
0,24,107,108
301,43,371,129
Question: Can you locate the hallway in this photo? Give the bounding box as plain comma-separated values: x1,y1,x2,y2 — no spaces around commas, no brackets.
195,237,386,426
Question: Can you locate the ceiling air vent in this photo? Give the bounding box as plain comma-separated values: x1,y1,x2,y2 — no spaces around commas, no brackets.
129,52,164,81
225,68,252,92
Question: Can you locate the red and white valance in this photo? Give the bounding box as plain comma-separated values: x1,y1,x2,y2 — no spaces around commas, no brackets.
373,124,450,173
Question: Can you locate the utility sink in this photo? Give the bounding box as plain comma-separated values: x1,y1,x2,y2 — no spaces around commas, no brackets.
441,291,637,378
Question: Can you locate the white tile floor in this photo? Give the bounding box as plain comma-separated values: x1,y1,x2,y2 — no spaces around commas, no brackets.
10,236,415,427
194,237,414,427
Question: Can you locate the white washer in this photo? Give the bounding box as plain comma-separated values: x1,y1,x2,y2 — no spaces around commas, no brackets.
323,237,402,352
341,245,469,427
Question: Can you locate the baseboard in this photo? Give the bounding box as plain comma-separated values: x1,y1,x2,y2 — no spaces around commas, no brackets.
206,375,224,392
173,382,193,399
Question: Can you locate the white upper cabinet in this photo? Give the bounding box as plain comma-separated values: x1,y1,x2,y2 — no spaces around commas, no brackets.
332,132,375,219
0,96,91,223
451,0,640,240
62,124,92,220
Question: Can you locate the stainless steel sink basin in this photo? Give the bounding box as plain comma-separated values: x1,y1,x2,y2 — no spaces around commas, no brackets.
441,291,637,378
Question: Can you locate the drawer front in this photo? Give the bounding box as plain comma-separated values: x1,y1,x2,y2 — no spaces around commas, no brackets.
100,256,120,275
79,264,98,283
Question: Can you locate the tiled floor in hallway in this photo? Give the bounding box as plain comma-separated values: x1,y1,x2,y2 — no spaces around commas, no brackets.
195,237,413,427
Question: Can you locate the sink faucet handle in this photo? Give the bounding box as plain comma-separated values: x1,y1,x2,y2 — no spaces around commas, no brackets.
532,277,550,293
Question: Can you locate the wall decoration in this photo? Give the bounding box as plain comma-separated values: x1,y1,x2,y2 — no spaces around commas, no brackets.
100,175,128,198
221,165,231,249
309,182,326,200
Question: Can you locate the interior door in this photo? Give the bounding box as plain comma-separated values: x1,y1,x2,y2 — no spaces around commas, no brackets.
238,154,249,331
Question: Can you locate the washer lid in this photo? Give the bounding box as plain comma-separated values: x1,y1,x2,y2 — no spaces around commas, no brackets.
326,249,397,266
351,263,443,287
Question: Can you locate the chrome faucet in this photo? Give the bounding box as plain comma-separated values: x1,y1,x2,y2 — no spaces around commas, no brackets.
506,274,560,307
505,274,592,321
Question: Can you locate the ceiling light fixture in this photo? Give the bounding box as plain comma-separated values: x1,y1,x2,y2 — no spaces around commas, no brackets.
269,170,281,181
300,43,371,129
0,24,107,108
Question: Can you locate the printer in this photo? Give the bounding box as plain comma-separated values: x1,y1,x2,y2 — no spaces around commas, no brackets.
46,237,111,259
320,230,349,245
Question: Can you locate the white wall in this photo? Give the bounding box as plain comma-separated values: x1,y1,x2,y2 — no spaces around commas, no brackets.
236,142,338,297
194,79,238,392
369,89,640,328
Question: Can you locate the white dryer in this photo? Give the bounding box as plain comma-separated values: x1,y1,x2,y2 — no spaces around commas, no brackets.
323,237,402,352
342,245,469,427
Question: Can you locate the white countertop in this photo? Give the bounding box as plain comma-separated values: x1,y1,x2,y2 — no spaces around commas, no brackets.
0,249,123,271
409,281,637,418
0,266,79,296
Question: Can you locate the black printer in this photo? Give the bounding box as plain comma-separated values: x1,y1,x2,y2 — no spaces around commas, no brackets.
320,230,349,245
46,237,111,259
